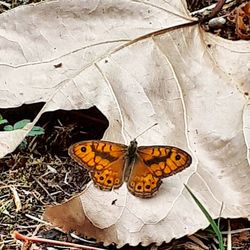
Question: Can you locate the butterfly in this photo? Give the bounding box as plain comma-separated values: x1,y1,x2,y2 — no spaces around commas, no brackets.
68,139,192,198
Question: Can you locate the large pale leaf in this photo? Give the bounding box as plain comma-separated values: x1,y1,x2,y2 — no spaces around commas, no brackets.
0,0,249,247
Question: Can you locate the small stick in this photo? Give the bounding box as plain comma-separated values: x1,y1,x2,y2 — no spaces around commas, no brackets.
191,0,233,19
13,231,106,250
208,0,226,19
31,175,56,202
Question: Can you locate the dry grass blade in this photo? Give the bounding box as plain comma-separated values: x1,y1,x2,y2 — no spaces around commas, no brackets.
188,235,209,250
227,220,232,250
9,186,22,212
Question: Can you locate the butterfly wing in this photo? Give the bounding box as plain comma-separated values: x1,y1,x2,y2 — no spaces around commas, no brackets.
127,155,162,198
68,141,128,191
138,145,192,178
127,145,192,198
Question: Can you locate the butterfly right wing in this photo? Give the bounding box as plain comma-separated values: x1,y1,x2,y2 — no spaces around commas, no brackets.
127,145,192,198
68,141,128,191
137,145,192,178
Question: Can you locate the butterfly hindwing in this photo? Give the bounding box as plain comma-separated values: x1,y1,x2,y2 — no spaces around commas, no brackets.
127,155,162,198
68,141,128,190
90,156,126,190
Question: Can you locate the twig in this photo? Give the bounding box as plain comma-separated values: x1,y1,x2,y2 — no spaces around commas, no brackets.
209,0,226,19
25,214,51,225
13,231,107,250
70,233,97,245
0,1,11,8
64,171,71,186
16,224,40,229
23,215,100,246
0,183,20,189
50,190,62,196
221,227,250,234
191,0,235,16
32,175,56,202
32,224,44,237
1,239,15,244
56,184,71,197
31,190,47,205
188,235,209,250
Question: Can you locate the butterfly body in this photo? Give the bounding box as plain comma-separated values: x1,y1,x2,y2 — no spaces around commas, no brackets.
69,139,192,198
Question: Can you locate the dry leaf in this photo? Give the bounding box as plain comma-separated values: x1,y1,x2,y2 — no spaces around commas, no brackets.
228,2,250,40
0,0,250,247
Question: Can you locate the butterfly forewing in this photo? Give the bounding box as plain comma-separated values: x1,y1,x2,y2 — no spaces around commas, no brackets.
137,145,192,178
68,140,128,190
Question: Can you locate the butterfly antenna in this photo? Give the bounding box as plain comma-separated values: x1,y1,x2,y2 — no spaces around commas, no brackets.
123,126,133,141
135,123,158,139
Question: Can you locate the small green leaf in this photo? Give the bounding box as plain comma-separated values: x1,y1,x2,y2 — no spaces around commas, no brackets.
18,140,28,150
31,126,44,131
0,119,8,125
14,119,30,130
4,125,14,131
27,127,45,137
0,114,8,125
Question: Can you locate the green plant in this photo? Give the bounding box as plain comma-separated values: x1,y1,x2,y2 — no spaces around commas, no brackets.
185,184,225,250
0,114,8,125
3,119,44,149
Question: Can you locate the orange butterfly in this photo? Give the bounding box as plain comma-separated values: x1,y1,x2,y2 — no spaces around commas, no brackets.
68,139,192,198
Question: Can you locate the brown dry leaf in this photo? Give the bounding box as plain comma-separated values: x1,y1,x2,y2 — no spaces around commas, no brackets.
228,2,250,40
0,0,249,247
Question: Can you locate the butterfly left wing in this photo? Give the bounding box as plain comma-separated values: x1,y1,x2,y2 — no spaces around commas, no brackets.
127,145,192,198
69,141,128,191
